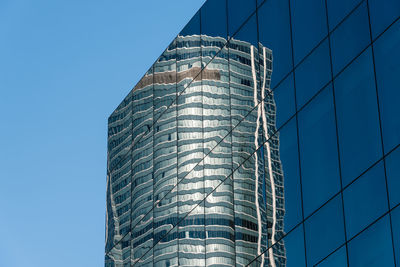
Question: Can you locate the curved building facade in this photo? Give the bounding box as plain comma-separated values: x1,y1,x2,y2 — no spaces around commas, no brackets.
106,0,400,266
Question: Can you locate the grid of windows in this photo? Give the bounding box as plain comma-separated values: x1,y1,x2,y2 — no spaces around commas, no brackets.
105,0,400,266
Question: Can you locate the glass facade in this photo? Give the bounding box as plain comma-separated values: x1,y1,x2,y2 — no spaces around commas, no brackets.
105,0,400,266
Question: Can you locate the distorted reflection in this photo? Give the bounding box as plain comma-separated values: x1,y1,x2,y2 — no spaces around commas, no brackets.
106,29,288,266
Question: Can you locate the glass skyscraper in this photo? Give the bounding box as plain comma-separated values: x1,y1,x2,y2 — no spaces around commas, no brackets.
106,0,400,266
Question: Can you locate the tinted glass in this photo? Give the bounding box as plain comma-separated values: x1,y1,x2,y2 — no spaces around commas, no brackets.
373,20,400,152
330,1,370,76
348,215,395,267
297,85,341,216
201,0,228,67
227,0,257,37
385,146,400,208
177,11,201,95
273,74,295,130
290,0,328,64
258,0,293,87
276,118,302,232
295,39,331,109
326,0,362,30
343,162,388,239
305,195,345,266
315,245,348,267
369,0,400,39
334,48,382,186
284,224,306,267
391,206,400,267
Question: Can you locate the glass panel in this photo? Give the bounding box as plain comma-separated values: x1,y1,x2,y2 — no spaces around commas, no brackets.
334,48,382,187
385,146,400,208
177,10,201,95
369,0,400,39
290,0,328,64
305,195,345,267
205,175,235,266
234,151,264,267
284,224,306,267
373,19,400,153
315,246,348,267
326,0,362,30
273,74,296,130
343,162,388,239
106,233,131,267
274,118,302,232
258,0,293,87
391,206,400,267
295,39,331,109
330,2,370,76
297,85,341,217
178,204,206,266
348,215,395,267
201,0,228,67
153,227,178,267
227,0,257,37
106,91,133,252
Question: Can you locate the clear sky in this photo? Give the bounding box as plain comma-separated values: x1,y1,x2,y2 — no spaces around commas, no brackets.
0,0,206,266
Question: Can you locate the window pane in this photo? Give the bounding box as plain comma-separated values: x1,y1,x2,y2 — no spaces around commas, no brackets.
305,195,345,267
391,205,400,267
369,0,400,39
284,225,306,267
326,0,362,30
330,1,370,76
298,85,341,217
201,0,228,67
295,39,331,109
227,0,257,37
385,146,400,208
276,118,302,232
315,246,348,267
273,74,296,130
334,48,382,187
348,215,395,267
258,0,293,87
373,19,400,153
343,162,388,239
290,0,328,64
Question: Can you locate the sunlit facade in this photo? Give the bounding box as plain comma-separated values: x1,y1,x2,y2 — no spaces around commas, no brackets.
106,0,400,266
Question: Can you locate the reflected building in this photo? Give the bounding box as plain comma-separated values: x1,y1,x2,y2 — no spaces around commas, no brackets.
107,1,400,266
106,30,286,266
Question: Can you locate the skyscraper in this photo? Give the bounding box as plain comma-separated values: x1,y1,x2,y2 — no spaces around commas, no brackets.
106,0,400,266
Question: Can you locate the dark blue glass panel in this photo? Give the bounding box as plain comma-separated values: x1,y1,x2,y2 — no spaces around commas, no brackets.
295,39,331,109
334,48,382,186
285,224,306,267
348,215,395,267
201,0,228,67
180,10,200,37
231,13,258,46
374,20,400,153
273,74,295,130
298,85,341,217
258,0,293,87
343,162,388,239
201,0,227,39
290,0,328,64
369,0,400,39
385,146,400,208
330,1,370,76
278,118,302,232
326,0,362,30
315,246,348,267
227,0,257,37
305,195,345,267
391,206,400,267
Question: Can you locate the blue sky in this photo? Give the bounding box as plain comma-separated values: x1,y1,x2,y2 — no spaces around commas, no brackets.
0,0,205,266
